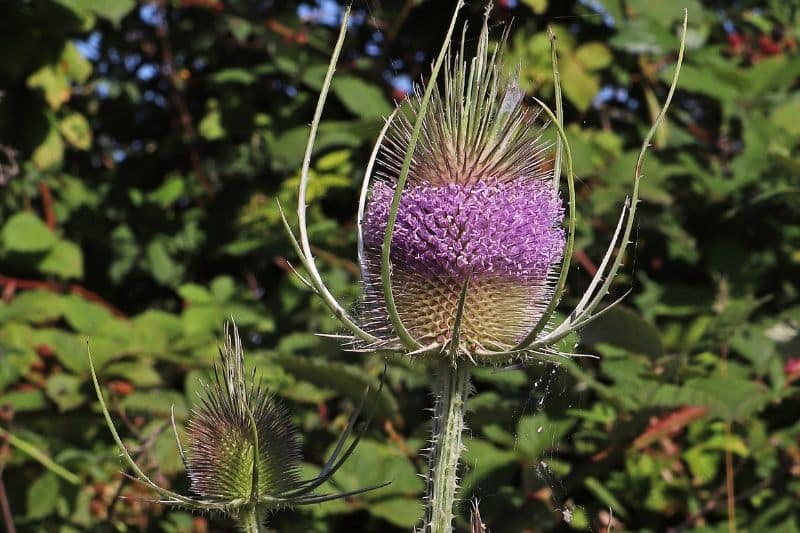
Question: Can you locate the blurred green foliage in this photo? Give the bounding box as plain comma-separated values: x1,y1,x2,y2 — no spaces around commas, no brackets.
1,0,799,531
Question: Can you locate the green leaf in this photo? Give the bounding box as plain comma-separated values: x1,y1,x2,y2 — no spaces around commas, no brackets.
145,239,184,287
272,121,364,171
199,108,226,140
584,477,630,519
39,239,84,279
559,59,600,112
2,212,56,253
683,447,719,484
649,376,770,421
0,339,37,390
120,390,188,419
515,415,574,460
575,42,613,70
0,390,48,412
332,76,392,119
273,354,398,418
579,305,664,358
73,0,135,26
26,472,60,519
133,310,183,345
370,497,423,528
182,306,221,338
609,18,676,54
177,283,214,304
108,224,139,282
102,361,161,387
0,291,65,323
521,0,548,14
325,438,422,498
210,276,236,302
26,42,92,110
210,68,257,84
63,295,113,334
460,437,517,494
61,41,93,83
148,176,185,207
32,122,65,170
27,66,69,110
623,0,702,28
59,112,92,150
46,373,84,411
34,329,87,373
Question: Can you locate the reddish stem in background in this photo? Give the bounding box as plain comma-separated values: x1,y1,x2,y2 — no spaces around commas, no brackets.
157,7,214,198
0,409,16,533
573,249,598,277
0,477,14,533
632,405,708,450
0,274,127,319
37,183,57,230
265,19,308,44
317,402,329,426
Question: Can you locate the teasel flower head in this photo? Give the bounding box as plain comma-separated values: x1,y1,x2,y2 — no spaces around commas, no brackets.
280,4,687,367
358,23,566,357
90,322,388,531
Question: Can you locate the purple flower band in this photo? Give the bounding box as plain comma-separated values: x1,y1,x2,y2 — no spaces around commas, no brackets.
363,179,565,282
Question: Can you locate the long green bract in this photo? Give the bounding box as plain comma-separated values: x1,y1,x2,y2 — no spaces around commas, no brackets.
548,26,564,191
379,1,465,351
286,5,378,344
482,9,687,359
510,99,576,351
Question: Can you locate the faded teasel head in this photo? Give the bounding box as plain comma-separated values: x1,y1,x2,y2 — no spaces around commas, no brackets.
90,321,388,528
359,17,565,356
185,323,301,502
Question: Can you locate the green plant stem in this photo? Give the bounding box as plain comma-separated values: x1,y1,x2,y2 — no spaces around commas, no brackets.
0,428,79,485
239,506,264,533
426,361,470,533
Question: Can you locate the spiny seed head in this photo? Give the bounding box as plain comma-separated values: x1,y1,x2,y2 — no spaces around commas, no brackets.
359,16,565,358
185,323,301,502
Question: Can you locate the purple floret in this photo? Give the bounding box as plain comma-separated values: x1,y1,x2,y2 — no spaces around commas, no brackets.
363,179,564,282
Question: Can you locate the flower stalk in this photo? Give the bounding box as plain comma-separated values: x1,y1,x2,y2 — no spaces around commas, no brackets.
426,361,470,533
240,506,265,533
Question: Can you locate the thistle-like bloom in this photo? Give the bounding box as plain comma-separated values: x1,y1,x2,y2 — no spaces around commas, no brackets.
359,56,565,355
90,322,386,531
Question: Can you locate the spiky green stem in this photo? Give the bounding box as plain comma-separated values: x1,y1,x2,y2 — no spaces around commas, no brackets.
426,361,471,533
238,506,264,533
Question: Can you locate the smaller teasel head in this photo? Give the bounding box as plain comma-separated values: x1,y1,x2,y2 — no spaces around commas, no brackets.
90,321,388,529
184,323,301,502
358,15,565,357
